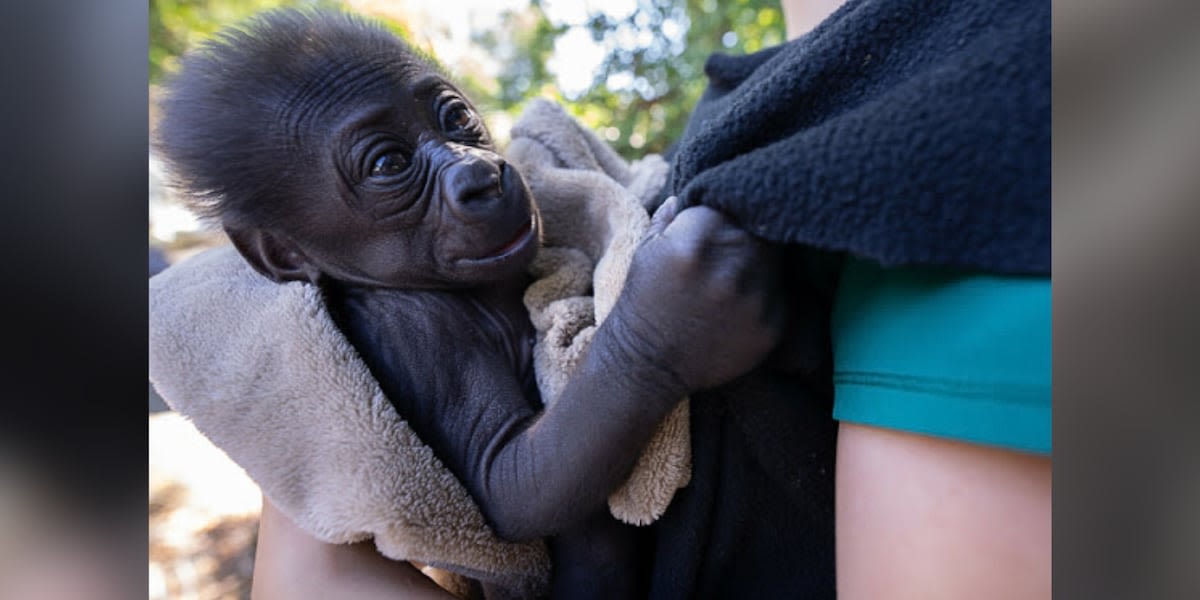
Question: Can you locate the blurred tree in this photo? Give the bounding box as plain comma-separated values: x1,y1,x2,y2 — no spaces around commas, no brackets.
150,0,345,84
479,0,785,158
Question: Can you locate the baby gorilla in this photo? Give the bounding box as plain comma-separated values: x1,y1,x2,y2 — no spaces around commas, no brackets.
158,9,781,598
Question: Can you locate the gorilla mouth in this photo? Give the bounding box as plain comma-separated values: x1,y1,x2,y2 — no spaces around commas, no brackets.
480,215,538,260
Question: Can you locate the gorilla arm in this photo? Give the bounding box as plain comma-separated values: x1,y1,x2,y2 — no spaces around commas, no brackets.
345,203,782,542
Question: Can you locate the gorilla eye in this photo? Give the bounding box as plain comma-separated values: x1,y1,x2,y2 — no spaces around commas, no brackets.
439,100,479,135
370,152,407,178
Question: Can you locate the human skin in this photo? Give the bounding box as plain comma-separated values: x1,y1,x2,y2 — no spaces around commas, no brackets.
782,0,846,39
251,498,456,600
835,424,1051,599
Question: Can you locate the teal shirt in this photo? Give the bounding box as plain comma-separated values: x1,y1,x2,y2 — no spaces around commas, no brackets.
831,258,1051,454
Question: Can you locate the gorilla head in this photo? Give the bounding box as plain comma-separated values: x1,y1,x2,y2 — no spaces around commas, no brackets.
157,9,541,290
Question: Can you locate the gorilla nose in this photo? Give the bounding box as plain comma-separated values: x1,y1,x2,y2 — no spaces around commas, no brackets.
444,156,503,210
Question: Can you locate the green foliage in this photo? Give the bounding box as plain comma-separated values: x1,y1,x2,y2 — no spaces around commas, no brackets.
480,0,785,158
149,0,342,84
474,5,566,110
150,0,786,159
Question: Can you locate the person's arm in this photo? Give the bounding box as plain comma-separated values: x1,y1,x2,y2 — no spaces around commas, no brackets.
251,495,457,600
835,424,1051,599
782,0,846,39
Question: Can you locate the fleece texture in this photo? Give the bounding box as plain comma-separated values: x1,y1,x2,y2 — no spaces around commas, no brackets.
665,0,1051,276
148,246,547,598
148,99,678,598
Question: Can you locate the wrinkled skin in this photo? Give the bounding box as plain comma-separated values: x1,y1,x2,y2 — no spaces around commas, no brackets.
158,10,782,598
225,65,541,290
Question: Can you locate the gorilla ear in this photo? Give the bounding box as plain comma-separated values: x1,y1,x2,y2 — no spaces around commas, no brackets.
225,226,322,284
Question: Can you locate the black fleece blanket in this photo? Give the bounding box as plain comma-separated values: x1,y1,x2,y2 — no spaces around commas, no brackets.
647,1,1049,597
668,0,1050,275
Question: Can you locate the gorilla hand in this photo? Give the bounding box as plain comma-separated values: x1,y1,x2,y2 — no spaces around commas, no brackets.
606,197,784,395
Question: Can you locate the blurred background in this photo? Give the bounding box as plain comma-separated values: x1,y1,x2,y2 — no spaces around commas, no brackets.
147,1,783,598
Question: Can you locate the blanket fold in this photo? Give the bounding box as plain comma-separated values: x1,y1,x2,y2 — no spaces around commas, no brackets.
149,246,549,598
149,99,680,597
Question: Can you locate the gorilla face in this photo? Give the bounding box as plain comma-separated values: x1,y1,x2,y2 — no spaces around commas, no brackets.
159,9,542,291
282,69,542,290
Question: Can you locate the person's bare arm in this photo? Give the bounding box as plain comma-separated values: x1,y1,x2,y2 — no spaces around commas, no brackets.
782,0,846,39
251,496,457,600
835,424,1051,600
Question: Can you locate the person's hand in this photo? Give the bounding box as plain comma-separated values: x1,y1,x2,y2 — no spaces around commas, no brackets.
252,496,457,600
607,196,784,393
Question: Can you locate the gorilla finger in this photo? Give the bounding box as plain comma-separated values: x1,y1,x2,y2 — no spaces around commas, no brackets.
646,195,682,238
660,205,731,240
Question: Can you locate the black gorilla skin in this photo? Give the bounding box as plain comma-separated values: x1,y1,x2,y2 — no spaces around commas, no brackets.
158,10,782,598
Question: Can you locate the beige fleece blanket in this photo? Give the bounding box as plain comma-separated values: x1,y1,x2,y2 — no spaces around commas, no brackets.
508,99,689,524
148,99,687,598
